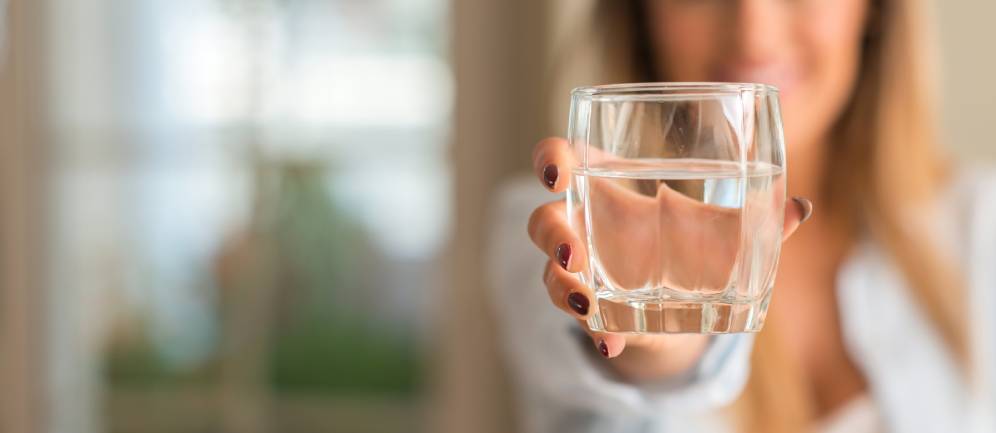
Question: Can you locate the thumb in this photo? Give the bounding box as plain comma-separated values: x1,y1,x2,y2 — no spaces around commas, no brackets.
782,197,814,241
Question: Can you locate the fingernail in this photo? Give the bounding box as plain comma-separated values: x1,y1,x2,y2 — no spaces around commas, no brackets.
567,292,589,316
555,243,571,269
543,164,558,189
793,197,813,223
598,339,609,358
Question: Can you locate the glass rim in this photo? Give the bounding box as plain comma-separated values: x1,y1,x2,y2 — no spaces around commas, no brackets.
571,82,779,98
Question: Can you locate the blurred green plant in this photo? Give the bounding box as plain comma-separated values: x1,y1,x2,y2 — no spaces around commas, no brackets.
264,162,421,395
104,161,421,397
103,312,216,387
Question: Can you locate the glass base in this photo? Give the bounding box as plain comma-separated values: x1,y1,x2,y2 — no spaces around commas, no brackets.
586,292,771,334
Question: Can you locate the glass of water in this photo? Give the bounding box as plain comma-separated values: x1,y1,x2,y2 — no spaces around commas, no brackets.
567,83,786,334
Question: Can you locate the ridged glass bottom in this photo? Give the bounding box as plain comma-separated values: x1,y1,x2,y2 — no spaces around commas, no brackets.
586,292,772,334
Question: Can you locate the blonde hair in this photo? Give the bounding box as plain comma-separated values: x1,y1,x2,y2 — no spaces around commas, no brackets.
568,0,967,431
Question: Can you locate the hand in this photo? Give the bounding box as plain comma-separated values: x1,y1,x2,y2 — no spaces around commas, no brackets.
527,137,813,382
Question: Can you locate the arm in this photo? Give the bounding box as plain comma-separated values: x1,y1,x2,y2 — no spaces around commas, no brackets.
486,177,755,429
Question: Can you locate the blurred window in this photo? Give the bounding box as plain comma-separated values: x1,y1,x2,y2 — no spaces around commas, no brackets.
46,0,450,432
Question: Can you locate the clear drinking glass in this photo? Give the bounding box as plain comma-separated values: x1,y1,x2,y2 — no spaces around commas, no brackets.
567,83,786,333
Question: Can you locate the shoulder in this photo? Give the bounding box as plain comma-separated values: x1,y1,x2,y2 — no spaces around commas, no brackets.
946,166,996,206
946,165,996,206
489,175,555,231
484,174,560,320
922,166,996,238
485,175,557,281
946,165,996,257
940,166,996,245
946,167,996,414
926,167,996,284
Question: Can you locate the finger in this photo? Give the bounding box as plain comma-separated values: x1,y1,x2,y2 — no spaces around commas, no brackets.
582,327,627,359
527,200,588,273
543,259,595,319
782,196,814,241
531,137,573,192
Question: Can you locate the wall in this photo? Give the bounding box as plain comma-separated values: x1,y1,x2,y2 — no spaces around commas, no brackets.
0,0,46,431
934,0,996,161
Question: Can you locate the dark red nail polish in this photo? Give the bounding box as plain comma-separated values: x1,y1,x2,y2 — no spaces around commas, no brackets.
567,292,589,316
598,340,609,357
543,164,558,189
555,243,571,269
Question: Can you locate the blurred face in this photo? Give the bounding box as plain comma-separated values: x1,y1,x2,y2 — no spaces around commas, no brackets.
645,0,871,153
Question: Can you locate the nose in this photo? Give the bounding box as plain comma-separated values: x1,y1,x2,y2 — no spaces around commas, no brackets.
732,0,787,66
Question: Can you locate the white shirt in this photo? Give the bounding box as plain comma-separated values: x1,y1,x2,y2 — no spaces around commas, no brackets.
814,394,881,433
486,171,996,433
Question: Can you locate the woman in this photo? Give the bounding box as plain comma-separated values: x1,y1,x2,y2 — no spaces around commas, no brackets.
489,0,996,432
